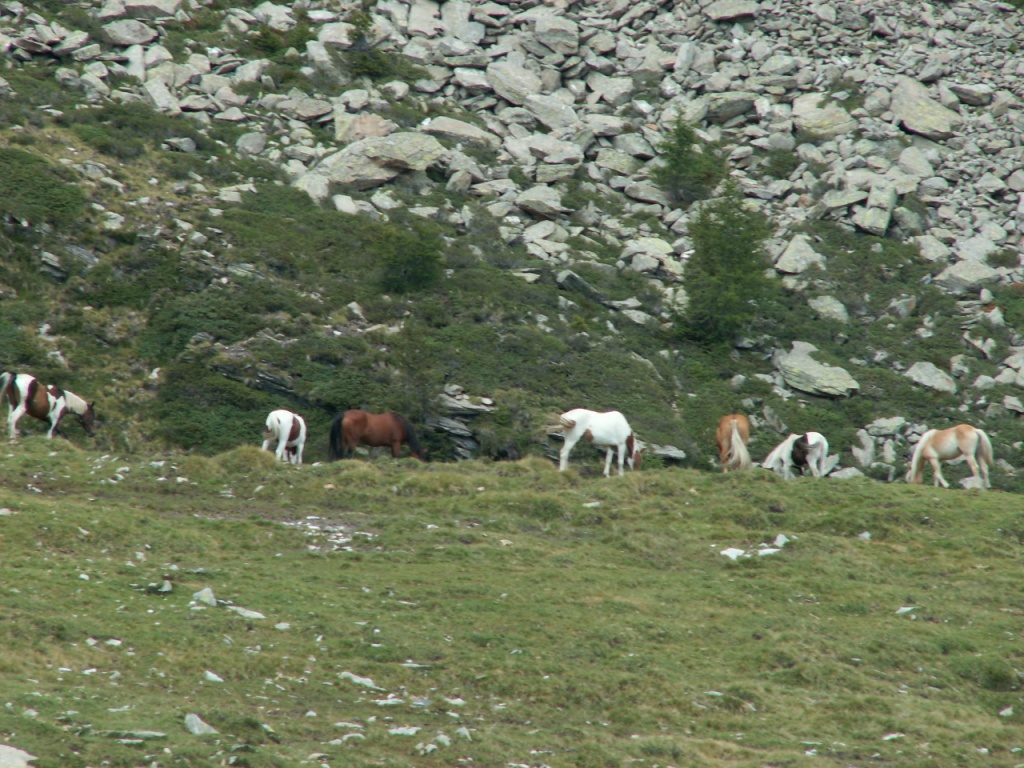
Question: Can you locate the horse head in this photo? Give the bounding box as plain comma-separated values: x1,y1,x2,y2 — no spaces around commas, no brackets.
79,402,97,437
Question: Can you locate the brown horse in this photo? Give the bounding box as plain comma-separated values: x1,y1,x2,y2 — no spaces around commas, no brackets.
715,414,751,472
1,371,96,440
327,409,425,461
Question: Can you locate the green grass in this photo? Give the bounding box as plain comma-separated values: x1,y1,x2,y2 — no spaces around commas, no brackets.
1,441,1023,767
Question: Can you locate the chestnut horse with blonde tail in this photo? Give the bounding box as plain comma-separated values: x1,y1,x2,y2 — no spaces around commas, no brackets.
328,409,425,461
907,424,992,490
715,414,751,472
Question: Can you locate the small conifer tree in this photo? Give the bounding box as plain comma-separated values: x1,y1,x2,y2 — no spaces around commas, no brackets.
681,179,776,344
651,119,727,207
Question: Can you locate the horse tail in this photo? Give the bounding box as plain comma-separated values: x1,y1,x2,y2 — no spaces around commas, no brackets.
906,430,931,484
730,419,752,470
397,414,426,461
327,413,345,461
0,372,12,407
977,428,994,483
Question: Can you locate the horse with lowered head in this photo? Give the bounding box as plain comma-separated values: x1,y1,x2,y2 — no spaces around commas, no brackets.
715,414,751,472
907,424,992,490
262,409,306,465
555,408,642,477
327,409,425,461
762,432,829,479
0,371,96,441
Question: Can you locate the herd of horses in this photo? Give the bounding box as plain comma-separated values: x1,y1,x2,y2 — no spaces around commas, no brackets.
0,370,996,490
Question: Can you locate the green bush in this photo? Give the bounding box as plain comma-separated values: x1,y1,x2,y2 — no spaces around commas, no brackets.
651,119,727,207
679,180,776,344
0,148,86,227
341,9,427,81
378,217,444,294
150,364,280,454
58,102,208,161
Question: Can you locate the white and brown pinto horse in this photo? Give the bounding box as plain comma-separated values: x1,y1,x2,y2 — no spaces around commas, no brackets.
262,409,306,465
907,424,992,490
0,372,96,440
556,408,641,477
715,414,751,472
762,432,829,479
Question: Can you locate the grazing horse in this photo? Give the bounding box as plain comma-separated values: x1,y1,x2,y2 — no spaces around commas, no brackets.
262,409,306,465
762,432,829,479
715,414,751,472
0,372,96,440
555,409,641,477
327,409,425,461
906,424,992,490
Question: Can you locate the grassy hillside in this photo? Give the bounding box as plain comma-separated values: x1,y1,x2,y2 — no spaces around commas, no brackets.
1,439,1022,767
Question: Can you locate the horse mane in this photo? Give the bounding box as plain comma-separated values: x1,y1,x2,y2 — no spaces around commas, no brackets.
394,413,425,459
327,413,346,461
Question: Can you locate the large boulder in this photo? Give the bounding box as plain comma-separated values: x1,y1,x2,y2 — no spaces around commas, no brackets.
773,342,860,397
890,76,964,140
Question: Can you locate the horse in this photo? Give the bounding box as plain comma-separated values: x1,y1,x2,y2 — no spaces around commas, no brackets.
906,424,992,490
555,409,642,477
327,409,425,461
262,409,306,465
715,414,751,472
0,372,96,441
762,432,829,479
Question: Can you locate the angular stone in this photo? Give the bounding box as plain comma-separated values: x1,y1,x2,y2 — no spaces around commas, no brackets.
775,234,825,274
102,19,158,45
774,341,859,397
904,362,956,394
792,92,857,138
890,76,963,141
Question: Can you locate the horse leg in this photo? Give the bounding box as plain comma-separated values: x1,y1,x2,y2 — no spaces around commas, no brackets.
391,441,402,458
8,402,26,440
616,444,626,476
559,436,579,471
929,457,949,488
964,453,986,489
602,447,615,477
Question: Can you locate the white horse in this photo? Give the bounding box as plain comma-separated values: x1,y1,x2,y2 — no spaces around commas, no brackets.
1,372,95,440
556,408,641,477
262,409,306,465
906,424,992,489
762,432,829,479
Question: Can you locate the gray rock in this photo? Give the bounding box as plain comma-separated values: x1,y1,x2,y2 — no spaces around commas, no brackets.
791,93,857,139
808,296,849,323
184,713,218,736
774,342,859,397
775,234,825,274
0,745,36,768
421,116,500,149
487,58,542,106
890,76,963,141
516,186,567,218
933,260,999,295
904,361,956,394
102,19,157,45
704,0,759,21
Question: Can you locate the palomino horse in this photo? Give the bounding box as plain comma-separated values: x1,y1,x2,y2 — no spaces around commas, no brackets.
327,409,425,461
906,424,992,490
555,409,641,477
762,432,829,479
262,409,306,465
0,372,96,440
715,414,751,472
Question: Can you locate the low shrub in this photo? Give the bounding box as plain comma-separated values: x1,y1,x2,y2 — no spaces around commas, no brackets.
0,147,86,227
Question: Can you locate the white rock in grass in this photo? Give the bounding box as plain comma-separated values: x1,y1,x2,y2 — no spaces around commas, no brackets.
192,588,217,607
389,726,420,736
338,671,383,690
204,670,224,683
227,606,265,620
895,606,915,615
184,713,218,736
0,745,36,767
720,547,745,560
